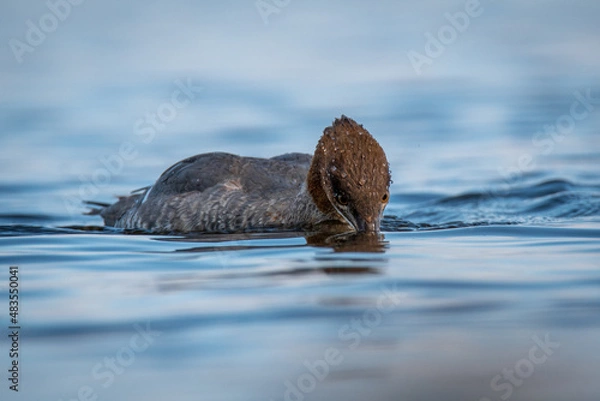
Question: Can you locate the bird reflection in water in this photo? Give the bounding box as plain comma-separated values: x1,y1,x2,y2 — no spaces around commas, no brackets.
307,231,388,275
152,230,388,281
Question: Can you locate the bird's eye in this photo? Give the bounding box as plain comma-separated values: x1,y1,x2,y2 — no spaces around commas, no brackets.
336,193,349,206
381,191,390,203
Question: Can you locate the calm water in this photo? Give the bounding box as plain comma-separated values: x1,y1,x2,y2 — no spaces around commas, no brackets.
1,1,600,400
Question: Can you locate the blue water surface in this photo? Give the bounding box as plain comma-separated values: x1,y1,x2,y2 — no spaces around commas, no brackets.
1,1,599,400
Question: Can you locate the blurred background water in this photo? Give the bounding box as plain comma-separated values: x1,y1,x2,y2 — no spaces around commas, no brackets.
1,1,599,400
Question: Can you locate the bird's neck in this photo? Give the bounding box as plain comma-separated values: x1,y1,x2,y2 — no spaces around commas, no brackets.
307,158,337,217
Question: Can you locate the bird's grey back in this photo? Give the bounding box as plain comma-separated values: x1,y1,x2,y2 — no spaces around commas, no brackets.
102,152,318,232
151,152,310,197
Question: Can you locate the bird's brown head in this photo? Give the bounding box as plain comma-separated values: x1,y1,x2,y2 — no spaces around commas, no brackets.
307,115,391,232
